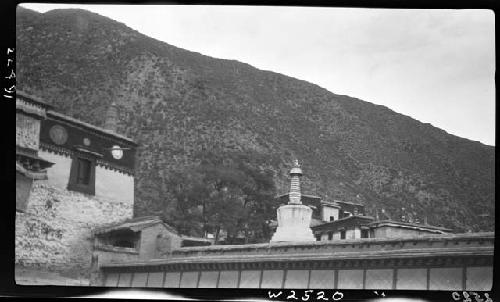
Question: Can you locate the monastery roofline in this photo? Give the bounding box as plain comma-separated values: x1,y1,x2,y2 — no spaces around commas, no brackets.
103,247,493,269
93,216,178,236
180,235,212,243
320,201,341,208
334,200,365,207
312,214,375,228
100,232,494,269
17,90,54,109
47,110,138,146
369,220,453,232
124,231,496,253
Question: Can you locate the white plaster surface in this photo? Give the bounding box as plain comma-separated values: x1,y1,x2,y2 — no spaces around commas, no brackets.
95,165,134,205
321,206,339,222
39,150,72,190
271,204,315,242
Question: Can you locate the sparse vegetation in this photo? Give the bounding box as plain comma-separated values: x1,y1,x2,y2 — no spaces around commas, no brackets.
16,7,495,234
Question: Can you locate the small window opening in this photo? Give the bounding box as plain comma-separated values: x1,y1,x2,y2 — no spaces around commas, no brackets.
76,158,91,185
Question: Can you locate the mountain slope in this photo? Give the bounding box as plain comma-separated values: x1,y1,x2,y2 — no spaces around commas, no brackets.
16,7,495,232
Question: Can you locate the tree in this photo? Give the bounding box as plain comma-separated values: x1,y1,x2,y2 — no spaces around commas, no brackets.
162,150,278,244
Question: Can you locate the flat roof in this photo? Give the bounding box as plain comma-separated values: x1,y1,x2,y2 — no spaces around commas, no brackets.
93,216,178,236
17,90,53,109
312,215,375,230
320,201,341,208
369,220,453,232
334,200,365,207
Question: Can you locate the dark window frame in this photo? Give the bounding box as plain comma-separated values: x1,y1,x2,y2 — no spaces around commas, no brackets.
340,230,346,239
327,231,334,240
67,153,96,195
315,234,322,241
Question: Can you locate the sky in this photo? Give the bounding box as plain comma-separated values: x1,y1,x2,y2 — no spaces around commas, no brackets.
21,4,496,146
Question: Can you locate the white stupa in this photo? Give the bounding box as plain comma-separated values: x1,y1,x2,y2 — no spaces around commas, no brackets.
271,160,315,242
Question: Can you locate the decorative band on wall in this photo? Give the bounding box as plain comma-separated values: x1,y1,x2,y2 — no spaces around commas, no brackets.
40,142,134,176
96,160,134,176
40,142,74,157
47,111,137,146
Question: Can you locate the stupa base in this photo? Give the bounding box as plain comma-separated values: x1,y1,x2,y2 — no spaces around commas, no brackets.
270,226,316,242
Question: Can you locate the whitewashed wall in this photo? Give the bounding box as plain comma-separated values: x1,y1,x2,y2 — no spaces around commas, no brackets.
39,150,72,190
321,206,339,222
95,166,134,205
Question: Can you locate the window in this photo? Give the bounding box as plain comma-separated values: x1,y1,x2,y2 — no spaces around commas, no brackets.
340,230,346,239
315,234,322,241
328,232,333,240
361,229,369,238
68,155,96,195
97,229,140,250
76,158,91,185
329,216,335,222
114,239,135,248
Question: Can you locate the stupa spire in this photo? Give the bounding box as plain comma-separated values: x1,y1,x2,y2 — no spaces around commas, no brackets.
104,101,118,132
288,159,303,204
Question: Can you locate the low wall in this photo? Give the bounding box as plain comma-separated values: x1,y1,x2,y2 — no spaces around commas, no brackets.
98,232,494,290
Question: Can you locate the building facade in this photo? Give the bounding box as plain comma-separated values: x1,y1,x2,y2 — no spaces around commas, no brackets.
15,91,138,285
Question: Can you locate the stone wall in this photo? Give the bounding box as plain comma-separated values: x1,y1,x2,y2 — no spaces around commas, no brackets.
15,181,133,284
16,112,41,150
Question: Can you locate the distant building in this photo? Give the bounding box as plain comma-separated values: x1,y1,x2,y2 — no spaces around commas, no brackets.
272,163,451,241
272,195,450,241
15,91,138,285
